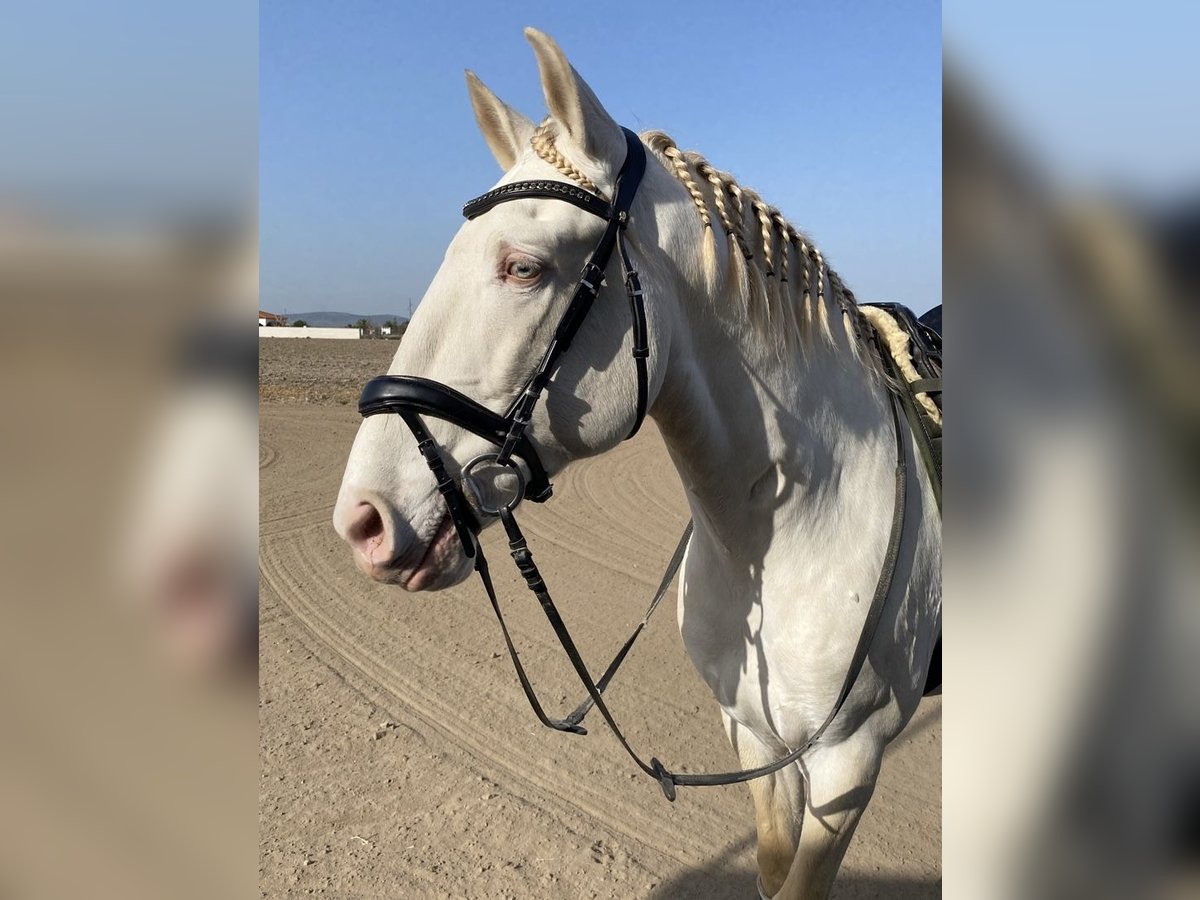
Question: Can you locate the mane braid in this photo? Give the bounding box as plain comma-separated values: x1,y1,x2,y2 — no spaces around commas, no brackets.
529,125,863,353
646,130,859,350
773,213,790,285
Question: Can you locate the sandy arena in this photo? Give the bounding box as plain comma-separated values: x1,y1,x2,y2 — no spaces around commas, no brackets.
259,337,941,898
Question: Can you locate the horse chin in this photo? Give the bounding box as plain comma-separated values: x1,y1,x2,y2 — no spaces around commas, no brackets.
401,514,473,592
402,553,473,592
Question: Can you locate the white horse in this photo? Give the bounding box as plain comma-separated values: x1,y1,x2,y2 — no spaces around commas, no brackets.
333,29,940,899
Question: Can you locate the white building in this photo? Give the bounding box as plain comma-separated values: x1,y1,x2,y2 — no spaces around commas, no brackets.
259,326,360,340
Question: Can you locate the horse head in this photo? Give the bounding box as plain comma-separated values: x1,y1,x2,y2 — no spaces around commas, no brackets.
333,30,692,590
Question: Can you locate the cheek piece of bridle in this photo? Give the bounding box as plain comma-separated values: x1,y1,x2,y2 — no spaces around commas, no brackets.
357,127,911,802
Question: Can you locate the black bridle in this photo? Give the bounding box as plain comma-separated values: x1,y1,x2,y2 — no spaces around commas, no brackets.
357,126,911,801
359,127,650,554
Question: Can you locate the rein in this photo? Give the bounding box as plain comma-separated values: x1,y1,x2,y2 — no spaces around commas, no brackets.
356,127,913,801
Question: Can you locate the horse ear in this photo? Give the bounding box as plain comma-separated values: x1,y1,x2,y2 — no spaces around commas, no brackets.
524,27,625,170
466,70,536,171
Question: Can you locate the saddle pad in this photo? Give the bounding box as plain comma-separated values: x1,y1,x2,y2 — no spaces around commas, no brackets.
859,302,942,696
859,302,941,501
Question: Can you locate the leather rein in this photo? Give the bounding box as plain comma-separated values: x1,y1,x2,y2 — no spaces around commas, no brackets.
356,127,911,801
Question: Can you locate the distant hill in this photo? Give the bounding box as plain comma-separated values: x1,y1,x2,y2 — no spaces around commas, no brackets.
287,312,408,328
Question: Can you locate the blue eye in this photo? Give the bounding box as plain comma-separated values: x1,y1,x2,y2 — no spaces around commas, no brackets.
506,258,541,280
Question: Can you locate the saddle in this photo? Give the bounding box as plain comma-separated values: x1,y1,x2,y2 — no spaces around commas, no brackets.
860,302,942,696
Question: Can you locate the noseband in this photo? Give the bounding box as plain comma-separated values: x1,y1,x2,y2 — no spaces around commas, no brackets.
356,127,913,802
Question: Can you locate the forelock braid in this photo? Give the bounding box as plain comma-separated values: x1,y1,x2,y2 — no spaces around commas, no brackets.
530,122,602,194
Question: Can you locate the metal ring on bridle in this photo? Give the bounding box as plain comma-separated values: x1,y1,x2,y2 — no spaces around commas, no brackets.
462,453,527,515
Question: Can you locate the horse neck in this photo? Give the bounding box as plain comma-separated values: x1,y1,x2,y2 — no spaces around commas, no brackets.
651,274,898,567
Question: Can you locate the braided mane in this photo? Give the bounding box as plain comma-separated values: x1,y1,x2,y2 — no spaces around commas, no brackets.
530,121,863,353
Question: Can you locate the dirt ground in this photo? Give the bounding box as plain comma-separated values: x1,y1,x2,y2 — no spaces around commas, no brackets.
259,338,941,898
259,336,399,404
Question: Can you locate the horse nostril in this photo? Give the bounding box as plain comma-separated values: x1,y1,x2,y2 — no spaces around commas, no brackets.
344,501,388,558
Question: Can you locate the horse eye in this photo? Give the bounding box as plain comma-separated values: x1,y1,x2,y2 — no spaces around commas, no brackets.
505,258,541,281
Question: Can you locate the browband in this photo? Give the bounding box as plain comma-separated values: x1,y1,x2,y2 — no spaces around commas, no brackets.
463,179,612,221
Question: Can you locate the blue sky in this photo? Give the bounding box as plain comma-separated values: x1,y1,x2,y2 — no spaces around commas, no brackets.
261,1,941,316
945,1,1199,196
3,0,255,218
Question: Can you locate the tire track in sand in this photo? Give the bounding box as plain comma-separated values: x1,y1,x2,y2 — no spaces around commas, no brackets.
259,440,278,471
261,521,747,870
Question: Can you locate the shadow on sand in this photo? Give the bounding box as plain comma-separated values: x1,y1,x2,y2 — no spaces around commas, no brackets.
652,870,940,900
648,831,939,900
